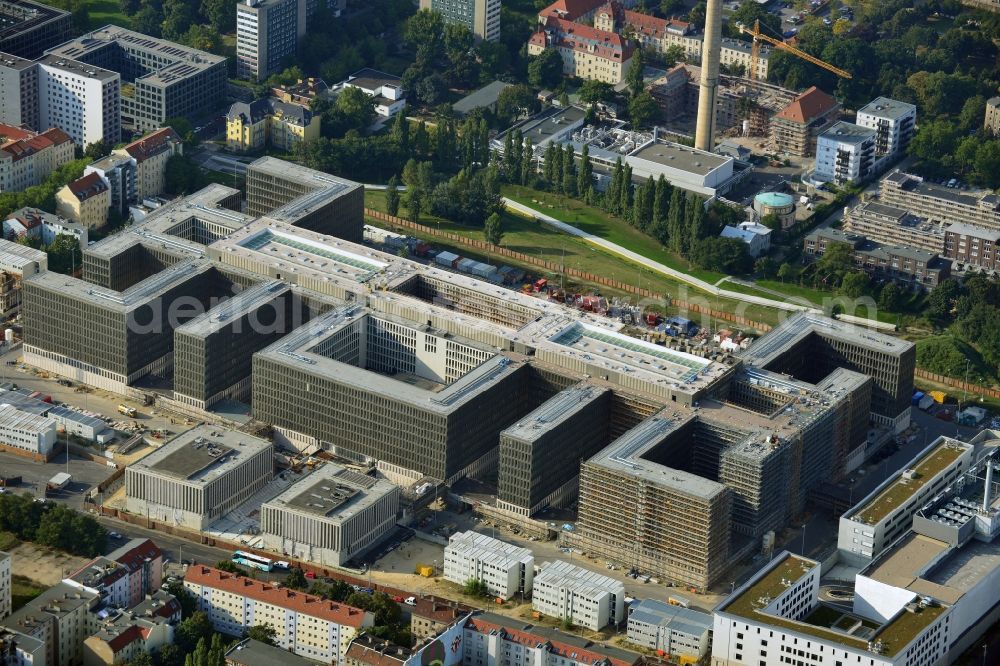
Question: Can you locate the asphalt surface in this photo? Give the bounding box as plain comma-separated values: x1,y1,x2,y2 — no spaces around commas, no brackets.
0,450,113,507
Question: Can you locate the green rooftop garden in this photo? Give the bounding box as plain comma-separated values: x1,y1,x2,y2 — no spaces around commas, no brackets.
854,442,966,525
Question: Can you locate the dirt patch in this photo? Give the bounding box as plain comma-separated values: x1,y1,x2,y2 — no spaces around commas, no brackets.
9,542,91,586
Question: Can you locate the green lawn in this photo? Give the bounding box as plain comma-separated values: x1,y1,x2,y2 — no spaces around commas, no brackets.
365,190,783,329
12,575,42,612
501,185,728,285
85,0,131,29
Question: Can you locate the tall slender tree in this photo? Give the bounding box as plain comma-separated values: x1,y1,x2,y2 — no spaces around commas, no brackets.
386,175,400,217
561,144,577,197
520,137,534,185
577,144,593,197
619,163,634,218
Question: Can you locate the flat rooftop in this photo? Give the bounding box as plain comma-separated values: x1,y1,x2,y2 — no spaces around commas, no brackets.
628,599,712,636
134,425,271,482
858,97,916,121
0,237,46,271
629,141,730,176
502,384,608,441
850,438,969,525
820,121,875,144
247,156,361,220
535,559,625,596
0,0,68,39
448,530,533,564
508,106,586,144
585,414,729,500
36,53,118,81
740,312,913,368
264,464,396,522
175,280,289,339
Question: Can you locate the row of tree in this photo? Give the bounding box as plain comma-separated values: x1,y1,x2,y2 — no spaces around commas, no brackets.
0,159,89,228
0,492,106,557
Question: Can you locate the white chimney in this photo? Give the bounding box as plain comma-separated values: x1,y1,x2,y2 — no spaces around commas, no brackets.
984,459,994,512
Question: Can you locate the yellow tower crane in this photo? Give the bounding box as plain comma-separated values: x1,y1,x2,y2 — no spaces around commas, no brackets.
740,19,852,81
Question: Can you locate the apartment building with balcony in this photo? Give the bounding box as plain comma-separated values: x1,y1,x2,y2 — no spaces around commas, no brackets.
842,202,946,255
879,170,1000,231
814,121,875,185
856,97,916,159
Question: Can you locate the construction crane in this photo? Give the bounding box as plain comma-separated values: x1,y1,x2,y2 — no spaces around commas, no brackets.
740,19,852,81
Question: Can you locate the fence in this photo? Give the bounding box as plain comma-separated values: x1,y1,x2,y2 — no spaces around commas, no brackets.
915,369,1000,401
365,209,774,333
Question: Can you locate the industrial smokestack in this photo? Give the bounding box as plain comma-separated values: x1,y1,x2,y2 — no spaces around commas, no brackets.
984,459,994,512
694,0,723,152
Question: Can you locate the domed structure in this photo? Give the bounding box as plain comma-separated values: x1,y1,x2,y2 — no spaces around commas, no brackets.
753,192,795,229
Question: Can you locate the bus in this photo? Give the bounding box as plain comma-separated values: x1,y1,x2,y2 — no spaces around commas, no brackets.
232,551,273,572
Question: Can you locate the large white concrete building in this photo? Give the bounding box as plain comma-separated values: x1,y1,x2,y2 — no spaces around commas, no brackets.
814,121,876,186
838,436,974,566
124,426,273,530
531,560,624,630
36,55,121,147
184,565,373,663
855,97,916,159
444,531,534,599
260,464,400,566
712,431,1000,666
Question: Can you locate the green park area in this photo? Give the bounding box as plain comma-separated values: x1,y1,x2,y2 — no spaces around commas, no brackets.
365,189,784,330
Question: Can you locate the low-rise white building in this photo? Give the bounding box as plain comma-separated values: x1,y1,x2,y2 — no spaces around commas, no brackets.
627,599,712,662
185,565,373,663
444,531,534,599
124,426,273,530
260,464,400,567
0,402,57,460
0,237,47,317
531,560,624,630
339,69,405,117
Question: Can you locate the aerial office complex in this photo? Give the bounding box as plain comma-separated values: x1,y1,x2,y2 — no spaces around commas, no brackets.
46,27,227,133
0,0,71,59
124,426,274,530
712,430,1000,666
260,464,401,566
18,156,915,589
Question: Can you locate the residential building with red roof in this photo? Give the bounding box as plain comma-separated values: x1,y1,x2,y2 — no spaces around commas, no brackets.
527,18,635,84
409,595,474,640
0,124,74,193
108,538,164,608
184,565,374,664
55,171,111,229
81,591,180,666
462,613,640,666
536,0,612,25
771,86,840,157
344,634,413,666
112,128,183,202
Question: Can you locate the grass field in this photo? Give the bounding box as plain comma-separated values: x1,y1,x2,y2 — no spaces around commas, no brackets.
365,190,783,329
12,574,43,612
501,185,728,285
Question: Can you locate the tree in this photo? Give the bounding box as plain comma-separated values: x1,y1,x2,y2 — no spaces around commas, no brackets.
730,0,781,40
659,0,683,16
561,143,576,197
878,281,902,312
926,278,960,326
691,237,751,273
213,560,246,574
777,262,798,283
164,155,203,195
286,567,308,590
162,117,196,146
407,188,424,223
578,80,615,107
165,579,196,617
161,0,193,39
814,242,855,286
528,49,563,88
391,113,410,155
463,578,489,597
176,612,214,654
484,213,504,245
626,48,645,98
495,84,538,124
84,141,108,160
628,91,659,128
760,213,781,231
754,256,778,279
133,3,163,37
840,271,870,298
416,74,448,107
247,624,278,646
577,144,593,196
386,176,400,217
405,10,444,67
330,86,377,135
662,44,686,67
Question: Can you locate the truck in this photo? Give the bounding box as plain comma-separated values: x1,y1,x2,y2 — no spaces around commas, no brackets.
47,472,71,491
0,475,21,487
118,404,138,418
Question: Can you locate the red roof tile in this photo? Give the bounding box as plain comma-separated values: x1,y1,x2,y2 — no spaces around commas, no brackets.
113,539,162,573
0,124,34,141
464,616,638,666
66,172,109,202
536,17,634,61
538,0,607,22
186,566,372,628
122,128,181,163
40,128,72,145
775,86,839,124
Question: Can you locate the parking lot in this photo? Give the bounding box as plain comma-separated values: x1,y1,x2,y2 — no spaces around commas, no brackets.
0,451,116,508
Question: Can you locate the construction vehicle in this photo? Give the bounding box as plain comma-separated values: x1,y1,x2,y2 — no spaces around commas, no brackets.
740,19,852,81
118,404,138,418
